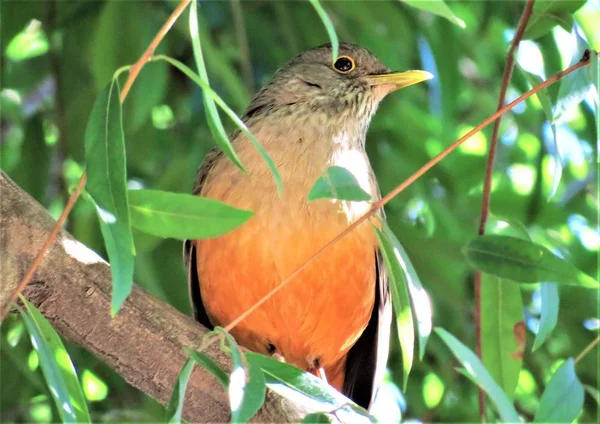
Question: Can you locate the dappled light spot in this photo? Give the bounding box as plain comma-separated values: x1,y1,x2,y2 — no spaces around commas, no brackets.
152,104,175,129
457,125,487,156
28,350,39,371
568,215,600,251
82,370,108,402
422,372,444,409
229,366,246,413
507,164,536,195
372,375,404,422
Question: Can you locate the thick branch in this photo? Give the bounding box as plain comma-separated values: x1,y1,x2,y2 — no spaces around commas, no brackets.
0,171,305,423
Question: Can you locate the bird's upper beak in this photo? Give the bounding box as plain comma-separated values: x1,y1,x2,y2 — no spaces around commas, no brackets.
365,70,433,99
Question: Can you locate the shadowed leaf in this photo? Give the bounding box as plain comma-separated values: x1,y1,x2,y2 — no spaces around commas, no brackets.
166,358,195,424
308,166,371,202
534,359,584,423
401,0,466,28
532,283,560,351
523,0,586,40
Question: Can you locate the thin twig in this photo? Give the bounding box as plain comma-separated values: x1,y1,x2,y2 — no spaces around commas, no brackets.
474,0,535,419
574,335,600,365
223,54,591,335
0,0,192,321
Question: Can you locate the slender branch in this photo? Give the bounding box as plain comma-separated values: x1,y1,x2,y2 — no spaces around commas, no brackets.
574,335,600,365
474,0,535,419
223,53,590,335
0,0,192,322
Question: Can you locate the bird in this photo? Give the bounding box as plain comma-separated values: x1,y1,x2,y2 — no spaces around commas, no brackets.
184,42,431,409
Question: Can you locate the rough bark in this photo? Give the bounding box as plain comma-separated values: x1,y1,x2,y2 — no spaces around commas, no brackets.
0,171,304,423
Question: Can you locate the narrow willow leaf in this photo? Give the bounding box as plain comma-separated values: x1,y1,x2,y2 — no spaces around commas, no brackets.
532,283,560,351
150,54,282,194
6,21,49,61
374,226,414,390
435,327,520,422
380,222,432,360
463,235,599,288
214,328,266,423
302,412,332,423
84,79,134,316
128,189,253,240
186,348,230,388
401,0,466,28
166,358,195,423
523,0,586,40
18,299,91,423
189,0,244,172
516,66,561,198
554,28,594,123
481,275,524,399
309,0,339,61
583,384,600,404
534,359,584,423
308,166,371,202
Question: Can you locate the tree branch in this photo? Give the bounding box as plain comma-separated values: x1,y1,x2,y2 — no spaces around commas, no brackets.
474,0,535,419
0,171,306,423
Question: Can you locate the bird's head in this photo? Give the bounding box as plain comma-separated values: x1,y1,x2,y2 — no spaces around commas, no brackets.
244,42,432,127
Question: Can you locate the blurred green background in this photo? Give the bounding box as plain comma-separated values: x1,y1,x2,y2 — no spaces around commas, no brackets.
1,0,598,422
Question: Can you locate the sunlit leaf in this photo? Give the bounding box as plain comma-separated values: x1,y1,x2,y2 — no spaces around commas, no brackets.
166,358,195,424
481,275,524,398
308,166,371,202
215,329,266,423
150,54,282,194
463,235,599,288
435,327,520,422
81,370,108,402
534,359,584,423
186,348,230,388
554,28,594,123
379,221,432,360
18,298,91,423
247,352,376,421
128,189,253,240
84,79,135,316
523,0,586,40
189,0,245,173
532,283,560,351
309,0,339,61
401,0,466,28
374,226,414,390
6,21,49,61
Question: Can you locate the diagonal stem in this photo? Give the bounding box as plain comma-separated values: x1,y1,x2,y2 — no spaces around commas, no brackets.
0,0,192,322
223,52,591,336
474,0,535,419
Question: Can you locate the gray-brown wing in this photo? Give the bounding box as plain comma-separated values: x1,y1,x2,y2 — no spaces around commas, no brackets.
183,147,223,328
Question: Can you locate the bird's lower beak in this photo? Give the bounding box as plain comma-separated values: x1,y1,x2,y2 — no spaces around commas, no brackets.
365,70,433,99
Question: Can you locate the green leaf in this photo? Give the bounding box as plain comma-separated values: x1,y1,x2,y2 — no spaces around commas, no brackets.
554,29,595,123
150,54,282,195
374,226,414,390
308,166,372,202
532,283,560,351
584,384,600,404
166,358,195,423
245,352,348,407
128,189,253,240
189,0,244,173
380,222,432,360
6,21,49,61
534,359,584,423
215,329,266,423
517,66,561,198
302,412,332,423
401,0,466,28
435,327,520,422
186,348,230,388
309,0,339,61
481,275,524,398
18,298,91,423
523,0,586,40
575,1,600,50
84,80,135,316
463,235,599,288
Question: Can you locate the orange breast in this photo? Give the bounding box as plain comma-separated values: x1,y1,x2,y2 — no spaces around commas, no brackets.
195,129,378,389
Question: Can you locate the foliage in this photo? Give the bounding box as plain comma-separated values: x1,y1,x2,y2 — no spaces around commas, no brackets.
1,0,598,423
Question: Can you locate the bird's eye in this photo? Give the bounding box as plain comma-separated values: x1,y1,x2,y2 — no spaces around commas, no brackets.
333,56,356,73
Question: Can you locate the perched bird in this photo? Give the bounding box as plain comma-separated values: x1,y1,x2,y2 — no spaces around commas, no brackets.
184,42,431,409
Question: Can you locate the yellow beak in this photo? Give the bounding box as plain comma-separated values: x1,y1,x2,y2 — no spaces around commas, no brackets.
365,70,434,90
